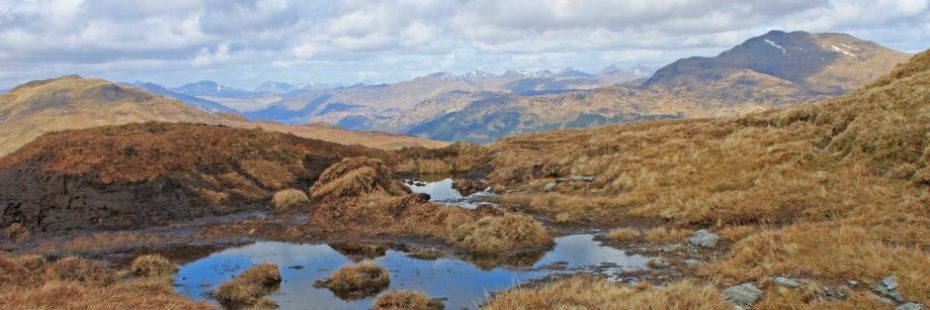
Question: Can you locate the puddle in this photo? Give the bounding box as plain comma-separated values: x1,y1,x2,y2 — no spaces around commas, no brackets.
403,178,495,209
174,234,649,309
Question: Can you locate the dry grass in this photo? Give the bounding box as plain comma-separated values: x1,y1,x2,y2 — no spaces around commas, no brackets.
214,263,282,308
45,257,118,286
309,157,410,199
451,213,552,254
301,157,554,255
270,188,310,210
410,50,930,307
643,227,693,244
374,290,443,310
605,227,641,242
484,276,730,310
315,261,390,298
0,254,210,309
130,254,176,278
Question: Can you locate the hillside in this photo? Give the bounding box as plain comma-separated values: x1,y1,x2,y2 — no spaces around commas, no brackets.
403,49,930,307
402,31,911,142
0,76,445,156
0,122,384,231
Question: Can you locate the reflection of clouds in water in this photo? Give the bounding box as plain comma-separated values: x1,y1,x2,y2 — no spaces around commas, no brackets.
404,178,496,209
535,234,650,268
176,235,649,310
405,178,462,201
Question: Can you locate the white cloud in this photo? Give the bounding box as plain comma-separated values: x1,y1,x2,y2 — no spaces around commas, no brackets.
0,0,927,88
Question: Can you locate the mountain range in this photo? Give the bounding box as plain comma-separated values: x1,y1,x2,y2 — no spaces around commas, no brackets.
0,76,445,157
131,31,908,143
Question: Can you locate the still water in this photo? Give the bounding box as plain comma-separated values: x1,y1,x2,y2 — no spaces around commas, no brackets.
175,234,649,309
403,178,495,209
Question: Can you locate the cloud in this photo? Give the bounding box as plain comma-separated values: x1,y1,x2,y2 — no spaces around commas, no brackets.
0,0,927,88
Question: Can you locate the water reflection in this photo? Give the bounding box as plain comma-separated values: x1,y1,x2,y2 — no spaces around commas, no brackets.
404,178,495,209
175,234,648,310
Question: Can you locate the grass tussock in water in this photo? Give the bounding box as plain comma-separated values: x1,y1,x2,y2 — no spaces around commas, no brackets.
485,276,730,310
0,254,210,309
315,261,390,299
374,290,443,310
130,254,177,278
270,188,310,211
451,213,552,254
605,227,641,242
304,156,554,255
213,263,282,308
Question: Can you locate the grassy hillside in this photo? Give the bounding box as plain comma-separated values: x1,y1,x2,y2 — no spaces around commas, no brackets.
404,49,930,307
0,122,383,231
0,76,445,157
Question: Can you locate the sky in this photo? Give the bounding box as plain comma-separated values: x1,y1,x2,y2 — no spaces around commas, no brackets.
0,0,928,89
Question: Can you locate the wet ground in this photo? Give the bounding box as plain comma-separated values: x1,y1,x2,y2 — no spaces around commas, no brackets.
174,234,650,310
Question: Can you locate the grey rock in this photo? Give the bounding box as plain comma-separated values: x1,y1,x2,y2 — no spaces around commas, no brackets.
847,280,859,287
882,275,899,290
896,303,925,310
543,182,557,191
687,229,720,248
772,276,801,288
684,259,702,266
722,283,764,307
872,294,894,305
872,275,905,302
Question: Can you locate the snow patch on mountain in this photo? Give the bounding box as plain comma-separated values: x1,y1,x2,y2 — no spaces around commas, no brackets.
764,39,786,54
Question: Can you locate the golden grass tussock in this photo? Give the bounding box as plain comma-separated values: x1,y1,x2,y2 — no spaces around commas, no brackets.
270,188,310,210
0,254,210,309
130,254,177,278
315,261,390,297
451,213,552,254
643,227,693,244
484,276,730,310
605,227,641,242
374,290,443,310
45,257,118,286
309,156,410,199
214,263,282,308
